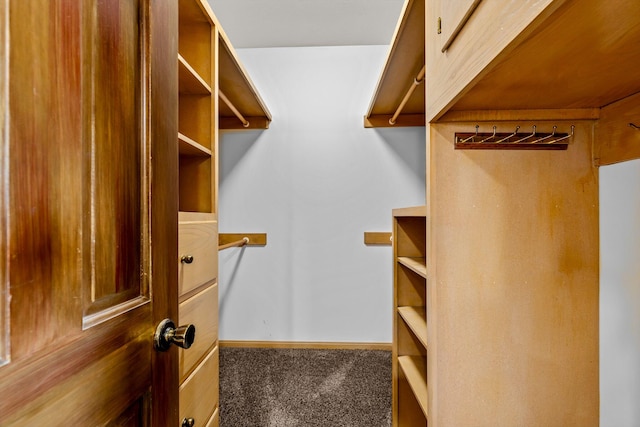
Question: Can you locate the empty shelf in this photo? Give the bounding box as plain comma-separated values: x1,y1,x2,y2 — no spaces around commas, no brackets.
398,257,427,278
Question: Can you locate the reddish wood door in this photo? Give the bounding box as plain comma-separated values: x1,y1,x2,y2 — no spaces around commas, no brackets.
0,0,179,425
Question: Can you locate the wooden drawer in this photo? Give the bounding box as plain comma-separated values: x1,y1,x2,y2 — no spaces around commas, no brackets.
179,346,219,427
179,284,219,381
179,220,217,296
205,408,219,427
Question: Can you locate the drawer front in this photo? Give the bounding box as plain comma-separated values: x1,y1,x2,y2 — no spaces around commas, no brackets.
179,346,219,427
205,408,219,427
179,284,219,381
179,221,217,296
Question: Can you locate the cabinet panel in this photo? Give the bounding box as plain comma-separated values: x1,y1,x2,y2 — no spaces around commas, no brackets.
179,284,219,381
427,0,559,120
178,221,218,296
426,122,598,426
439,0,481,52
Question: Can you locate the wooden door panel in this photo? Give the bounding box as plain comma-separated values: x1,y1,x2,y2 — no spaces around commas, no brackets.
1,0,179,424
88,0,144,311
6,0,84,361
2,332,151,425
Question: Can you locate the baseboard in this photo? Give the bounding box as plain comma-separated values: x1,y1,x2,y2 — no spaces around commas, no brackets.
219,340,392,351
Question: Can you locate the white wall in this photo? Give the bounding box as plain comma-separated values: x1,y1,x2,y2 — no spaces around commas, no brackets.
218,45,425,343
600,158,640,427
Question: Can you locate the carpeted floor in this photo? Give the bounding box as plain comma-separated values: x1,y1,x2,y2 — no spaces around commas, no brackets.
219,347,392,427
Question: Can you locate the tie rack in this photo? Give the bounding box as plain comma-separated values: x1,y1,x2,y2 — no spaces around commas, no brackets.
454,125,574,150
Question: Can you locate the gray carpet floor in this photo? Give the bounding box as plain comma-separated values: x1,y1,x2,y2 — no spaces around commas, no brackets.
219,347,392,427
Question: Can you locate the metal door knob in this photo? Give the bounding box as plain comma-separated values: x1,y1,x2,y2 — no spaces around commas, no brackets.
153,318,196,352
182,418,195,427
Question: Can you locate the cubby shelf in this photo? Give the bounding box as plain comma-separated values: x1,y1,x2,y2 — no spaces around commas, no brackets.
179,132,211,157
392,206,427,427
397,257,427,279
179,54,212,95
398,306,427,350
398,356,429,419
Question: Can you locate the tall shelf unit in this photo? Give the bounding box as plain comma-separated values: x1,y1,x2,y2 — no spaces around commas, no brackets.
177,0,271,425
393,206,427,427
370,0,639,425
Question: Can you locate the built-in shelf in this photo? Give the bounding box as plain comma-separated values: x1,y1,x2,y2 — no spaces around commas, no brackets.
179,54,212,95
398,257,427,279
398,356,429,419
393,206,427,426
178,132,211,157
364,0,425,128
217,29,272,130
398,306,427,350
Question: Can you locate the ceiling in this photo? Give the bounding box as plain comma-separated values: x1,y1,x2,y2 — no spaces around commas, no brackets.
207,0,405,48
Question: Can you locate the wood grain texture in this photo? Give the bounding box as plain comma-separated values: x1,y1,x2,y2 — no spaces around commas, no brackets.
8,0,83,361
149,0,180,423
2,335,151,426
86,0,143,314
595,92,640,166
426,121,599,426
0,0,7,364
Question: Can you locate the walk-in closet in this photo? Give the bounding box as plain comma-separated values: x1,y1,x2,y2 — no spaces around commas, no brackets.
1,0,638,426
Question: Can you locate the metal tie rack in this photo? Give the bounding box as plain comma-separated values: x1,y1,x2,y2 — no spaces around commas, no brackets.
454,125,575,150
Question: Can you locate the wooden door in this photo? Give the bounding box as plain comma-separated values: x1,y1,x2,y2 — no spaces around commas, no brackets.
0,0,179,425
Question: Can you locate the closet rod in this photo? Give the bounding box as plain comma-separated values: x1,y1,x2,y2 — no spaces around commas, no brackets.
218,237,249,251
389,65,426,125
219,90,250,128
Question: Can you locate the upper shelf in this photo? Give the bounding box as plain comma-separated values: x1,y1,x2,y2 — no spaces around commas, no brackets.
431,0,640,120
217,27,272,130
179,0,272,131
364,0,425,128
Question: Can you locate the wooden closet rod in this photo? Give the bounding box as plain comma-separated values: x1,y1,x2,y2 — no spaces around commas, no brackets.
218,237,249,251
219,90,250,128
389,65,426,125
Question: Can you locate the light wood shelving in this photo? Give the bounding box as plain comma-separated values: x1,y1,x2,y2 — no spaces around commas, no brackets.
393,206,427,427
177,1,271,426
364,0,425,128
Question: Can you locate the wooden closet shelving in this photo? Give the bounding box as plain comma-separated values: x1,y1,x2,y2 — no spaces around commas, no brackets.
217,26,272,130
392,206,427,427
364,0,425,128
177,0,271,426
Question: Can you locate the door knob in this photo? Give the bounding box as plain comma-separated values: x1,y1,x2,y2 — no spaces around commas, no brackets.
182,418,195,427
154,318,196,352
